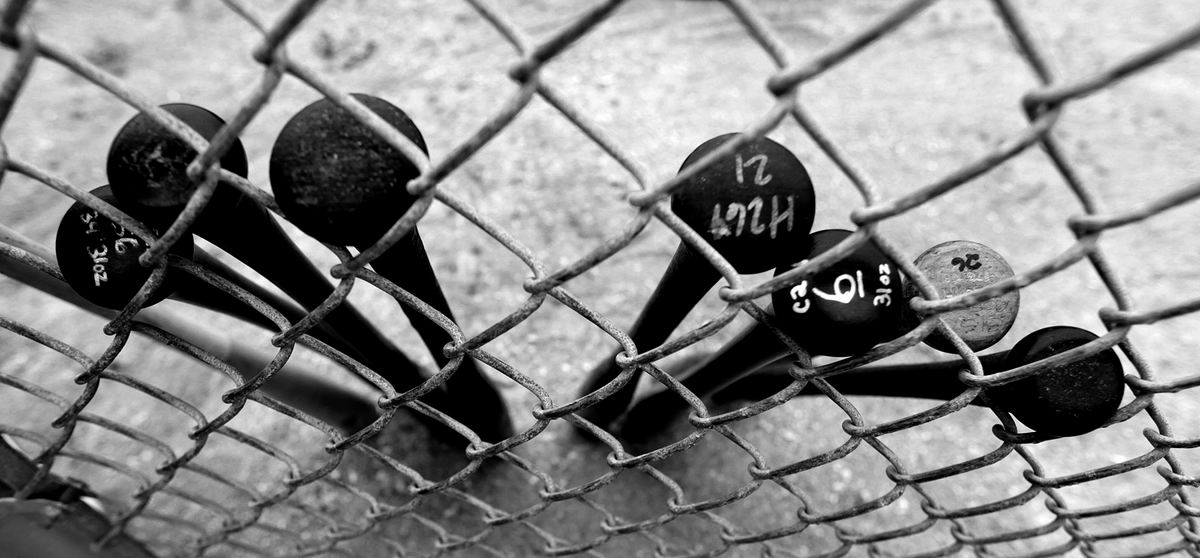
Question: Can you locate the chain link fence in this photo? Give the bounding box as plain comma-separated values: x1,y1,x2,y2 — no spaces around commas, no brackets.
1,0,1200,556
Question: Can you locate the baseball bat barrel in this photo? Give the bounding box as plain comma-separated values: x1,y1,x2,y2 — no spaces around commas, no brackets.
363,229,511,422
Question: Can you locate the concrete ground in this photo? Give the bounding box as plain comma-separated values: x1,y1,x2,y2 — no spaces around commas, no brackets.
1,0,1198,556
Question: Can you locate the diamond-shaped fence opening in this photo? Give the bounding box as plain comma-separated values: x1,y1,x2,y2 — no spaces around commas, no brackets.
1,0,1199,557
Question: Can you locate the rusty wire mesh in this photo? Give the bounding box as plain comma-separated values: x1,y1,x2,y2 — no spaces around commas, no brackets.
1,0,1200,556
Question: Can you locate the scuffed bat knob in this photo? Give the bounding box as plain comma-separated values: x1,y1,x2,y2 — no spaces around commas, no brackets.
269,93,429,247
986,325,1124,437
906,240,1019,353
107,103,248,210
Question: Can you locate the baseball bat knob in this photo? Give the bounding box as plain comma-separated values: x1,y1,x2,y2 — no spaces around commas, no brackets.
670,133,815,274
989,325,1124,437
56,185,195,311
771,229,903,357
269,93,428,247
107,103,249,210
904,240,1019,353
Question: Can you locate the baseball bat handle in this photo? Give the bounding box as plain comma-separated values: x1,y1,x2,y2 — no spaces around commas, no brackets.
574,242,720,429
0,245,378,434
366,229,513,441
624,335,1009,435
186,248,365,361
186,195,427,388
619,319,784,432
712,352,1010,405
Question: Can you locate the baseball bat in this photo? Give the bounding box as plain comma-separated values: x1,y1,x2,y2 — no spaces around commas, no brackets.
106,103,428,394
626,326,1124,438
573,133,817,430
269,93,513,441
710,353,1007,406
900,240,1020,353
2,230,378,433
616,229,912,433
55,185,378,369
623,235,1019,430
